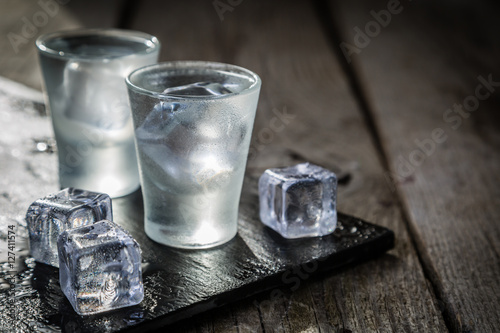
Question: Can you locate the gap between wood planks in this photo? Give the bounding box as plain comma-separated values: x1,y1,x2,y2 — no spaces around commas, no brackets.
311,0,452,331
115,0,139,30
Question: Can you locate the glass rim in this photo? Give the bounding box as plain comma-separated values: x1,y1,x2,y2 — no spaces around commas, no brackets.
125,61,262,100
36,28,160,61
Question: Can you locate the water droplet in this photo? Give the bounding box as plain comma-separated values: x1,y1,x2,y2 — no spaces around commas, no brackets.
0,283,11,290
36,142,48,152
124,310,145,325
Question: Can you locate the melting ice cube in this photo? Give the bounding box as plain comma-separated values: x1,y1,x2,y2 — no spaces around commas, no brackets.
258,162,337,239
26,188,112,267
62,60,131,130
134,91,248,194
58,220,143,315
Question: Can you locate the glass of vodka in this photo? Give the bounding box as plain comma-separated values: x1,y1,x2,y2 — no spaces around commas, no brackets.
126,61,261,249
37,29,160,197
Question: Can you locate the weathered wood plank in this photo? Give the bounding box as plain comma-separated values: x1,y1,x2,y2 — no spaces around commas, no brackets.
0,0,123,90
132,0,446,331
65,0,124,29
332,0,500,331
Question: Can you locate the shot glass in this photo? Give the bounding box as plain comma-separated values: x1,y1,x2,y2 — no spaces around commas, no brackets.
126,61,261,249
37,29,161,197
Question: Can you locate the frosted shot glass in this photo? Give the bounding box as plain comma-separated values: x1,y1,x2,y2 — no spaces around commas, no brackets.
126,61,261,249
37,29,160,197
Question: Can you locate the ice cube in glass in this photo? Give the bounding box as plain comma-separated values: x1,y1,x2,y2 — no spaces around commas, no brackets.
26,188,112,267
36,29,160,197
57,220,143,315
127,61,261,248
258,162,337,239
162,81,233,96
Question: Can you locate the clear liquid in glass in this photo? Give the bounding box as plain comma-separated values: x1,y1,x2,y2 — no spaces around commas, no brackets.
38,31,160,197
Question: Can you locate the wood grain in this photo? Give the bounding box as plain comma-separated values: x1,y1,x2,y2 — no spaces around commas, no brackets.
131,0,446,332
0,0,474,331
332,0,500,331
65,0,124,29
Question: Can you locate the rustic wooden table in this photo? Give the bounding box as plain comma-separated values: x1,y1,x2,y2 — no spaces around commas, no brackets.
1,0,499,332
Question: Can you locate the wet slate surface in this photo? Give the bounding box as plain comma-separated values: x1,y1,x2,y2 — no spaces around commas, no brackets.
0,80,394,332
1,192,394,332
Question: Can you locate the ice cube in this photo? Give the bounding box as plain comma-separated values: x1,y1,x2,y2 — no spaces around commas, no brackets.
136,138,236,194
134,98,247,193
26,188,112,267
162,82,233,96
258,162,337,239
62,60,131,130
57,220,143,315
134,101,182,142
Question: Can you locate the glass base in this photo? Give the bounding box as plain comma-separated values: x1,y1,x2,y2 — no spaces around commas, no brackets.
145,220,237,249
60,181,140,199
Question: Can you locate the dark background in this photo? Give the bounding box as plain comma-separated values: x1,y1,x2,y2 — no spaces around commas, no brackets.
1,0,499,332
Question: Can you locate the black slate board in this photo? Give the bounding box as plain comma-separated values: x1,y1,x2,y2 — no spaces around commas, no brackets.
0,78,394,332
1,185,394,333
